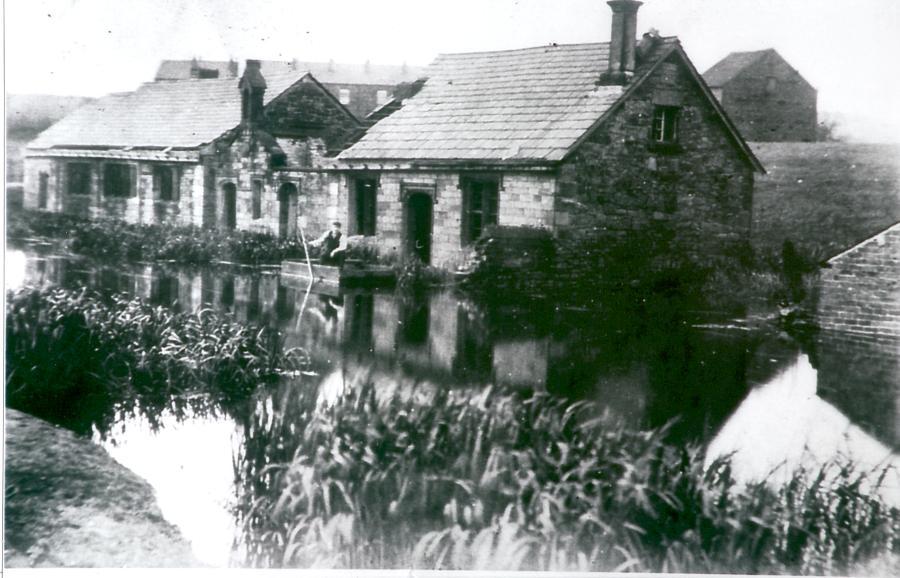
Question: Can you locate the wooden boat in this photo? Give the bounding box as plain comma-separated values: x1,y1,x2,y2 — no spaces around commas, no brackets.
281,258,395,286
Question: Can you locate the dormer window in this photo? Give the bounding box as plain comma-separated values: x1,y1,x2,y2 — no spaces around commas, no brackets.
651,106,679,144
339,88,351,104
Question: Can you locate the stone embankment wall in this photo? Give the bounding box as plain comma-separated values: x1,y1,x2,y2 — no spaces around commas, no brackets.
817,222,900,337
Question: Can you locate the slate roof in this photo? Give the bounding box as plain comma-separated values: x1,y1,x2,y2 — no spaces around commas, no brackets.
28,71,309,150
340,40,681,163
702,50,771,87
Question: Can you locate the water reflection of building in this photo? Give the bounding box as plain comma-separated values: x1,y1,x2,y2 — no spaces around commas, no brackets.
17,250,776,440
814,330,900,450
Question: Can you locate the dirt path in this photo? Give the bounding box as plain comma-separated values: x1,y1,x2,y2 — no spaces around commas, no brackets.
4,408,201,567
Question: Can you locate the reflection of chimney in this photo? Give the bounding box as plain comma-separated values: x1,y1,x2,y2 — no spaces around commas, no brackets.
600,0,642,85
227,59,239,78
190,57,200,79
239,60,267,126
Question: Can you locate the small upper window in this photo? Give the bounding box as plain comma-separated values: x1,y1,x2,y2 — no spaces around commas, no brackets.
651,106,679,144
376,90,390,106
67,163,92,196
103,163,133,198
766,76,777,94
339,88,351,104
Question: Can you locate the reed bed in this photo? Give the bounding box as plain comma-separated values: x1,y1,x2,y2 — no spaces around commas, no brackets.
5,286,306,435
235,381,900,574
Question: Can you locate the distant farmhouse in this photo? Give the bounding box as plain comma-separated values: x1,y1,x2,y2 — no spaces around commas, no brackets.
703,48,817,142
25,0,763,270
155,58,426,120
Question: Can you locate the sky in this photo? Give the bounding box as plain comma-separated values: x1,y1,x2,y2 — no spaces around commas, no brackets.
5,0,900,142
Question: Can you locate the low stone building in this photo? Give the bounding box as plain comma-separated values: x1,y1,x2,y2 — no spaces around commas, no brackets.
817,221,900,338
703,48,817,142
155,59,426,120
23,61,362,237
334,0,764,268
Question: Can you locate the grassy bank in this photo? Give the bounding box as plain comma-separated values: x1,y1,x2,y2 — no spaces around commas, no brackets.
752,142,900,258
5,287,305,435
7,209,309,266
236,380,900,573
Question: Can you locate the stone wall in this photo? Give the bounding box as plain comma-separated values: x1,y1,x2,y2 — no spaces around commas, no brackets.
719,51,817,142
555,52,755,282
817,222,900,337
23,155,200,225
263,78,362,154
334,170,558,268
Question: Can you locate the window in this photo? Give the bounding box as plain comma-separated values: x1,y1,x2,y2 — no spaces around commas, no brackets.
461,176,499,245
252,180,263,219
38,172,49,209
651,106,679,144
153,165,178,202
339,88,351,104
352,177,378,236
67,163,92,196
376,90,389,106
766,76,777,95
103,163,133,197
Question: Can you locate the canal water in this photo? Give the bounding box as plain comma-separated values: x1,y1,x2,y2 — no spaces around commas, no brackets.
6,247,900,566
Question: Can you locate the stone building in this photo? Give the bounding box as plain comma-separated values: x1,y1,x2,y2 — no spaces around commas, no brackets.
154,59,426,120
23,61,362,237
703,48,817,142
817,221,900,338
334,0,764,268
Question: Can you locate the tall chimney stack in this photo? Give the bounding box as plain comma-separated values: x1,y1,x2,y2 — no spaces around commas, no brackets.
239,59,267,126
601,0,642,85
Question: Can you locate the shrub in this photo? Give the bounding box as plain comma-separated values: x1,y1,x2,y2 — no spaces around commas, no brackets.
7,210,308,266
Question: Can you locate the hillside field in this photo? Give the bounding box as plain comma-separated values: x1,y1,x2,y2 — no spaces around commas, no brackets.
751,142,900,259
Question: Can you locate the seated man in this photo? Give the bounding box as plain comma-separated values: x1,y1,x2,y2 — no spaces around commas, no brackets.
310,221,347,265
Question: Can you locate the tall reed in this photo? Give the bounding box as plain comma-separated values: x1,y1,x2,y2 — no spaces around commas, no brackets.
5,287,306,435
235,381,899,574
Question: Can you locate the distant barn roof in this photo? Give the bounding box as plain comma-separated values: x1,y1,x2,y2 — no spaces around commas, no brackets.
702,49,772,87
28,72,308,150
155,59,236,80
260,60,426,86
340,40,679,163
154,59,426,86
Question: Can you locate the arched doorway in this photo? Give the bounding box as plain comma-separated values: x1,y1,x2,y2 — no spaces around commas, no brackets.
222,183,237,230
405,191,433,264
277,183,298,237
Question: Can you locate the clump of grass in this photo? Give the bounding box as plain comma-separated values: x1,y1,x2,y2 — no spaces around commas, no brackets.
5,286,307,435
235,381,900,573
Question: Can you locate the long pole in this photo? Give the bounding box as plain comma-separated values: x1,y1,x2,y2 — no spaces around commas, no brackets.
297,223,314,281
